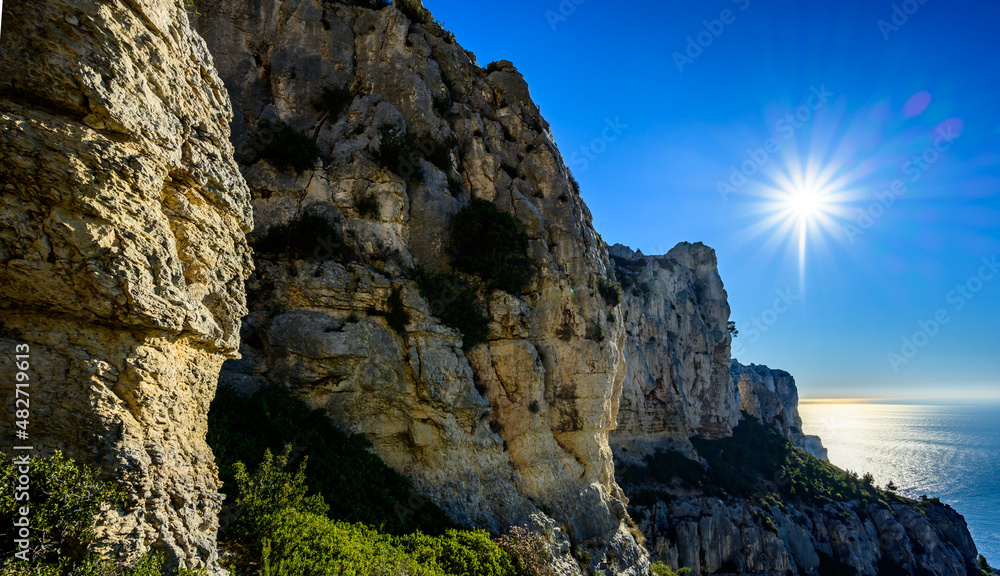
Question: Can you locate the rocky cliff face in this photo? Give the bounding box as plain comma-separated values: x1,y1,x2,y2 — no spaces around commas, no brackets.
638,496,978,576
193,2,643,574
608,242,737,464
0,0,252,572
1,1,984,574
731,359,827,460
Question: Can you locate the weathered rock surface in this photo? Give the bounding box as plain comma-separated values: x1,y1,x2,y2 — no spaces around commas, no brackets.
731,359,827,460
194,2,643,574
0,0,252,572
609,242,737,464
636,497,978,576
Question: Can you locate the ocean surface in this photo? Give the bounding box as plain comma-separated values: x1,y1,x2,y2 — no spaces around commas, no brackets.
799,401,1000,566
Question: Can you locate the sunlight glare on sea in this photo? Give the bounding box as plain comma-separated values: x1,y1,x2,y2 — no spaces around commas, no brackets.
799,400,1000,565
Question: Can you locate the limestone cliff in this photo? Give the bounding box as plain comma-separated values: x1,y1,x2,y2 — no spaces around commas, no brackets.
731,359,828,460
636,495,978,576
608,242,737,464
193,2,643,574
0,0,252,572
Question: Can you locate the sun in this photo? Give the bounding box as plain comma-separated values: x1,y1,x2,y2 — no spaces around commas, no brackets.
787,186,824,220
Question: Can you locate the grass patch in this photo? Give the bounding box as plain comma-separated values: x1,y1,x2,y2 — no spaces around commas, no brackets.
259,121,320,173
250,212,356,262
449,199,535,294
409,264,490,350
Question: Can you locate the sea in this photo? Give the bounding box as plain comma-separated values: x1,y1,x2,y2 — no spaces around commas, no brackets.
799,400,1000,566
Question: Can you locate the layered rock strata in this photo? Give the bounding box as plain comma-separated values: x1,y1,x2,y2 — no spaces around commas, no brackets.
732,359,828,460
0,0,252,572
194,2,644,574
608,242,737,464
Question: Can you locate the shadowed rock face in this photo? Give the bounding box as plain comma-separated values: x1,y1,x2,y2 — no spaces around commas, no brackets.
731,359,828,460
193,2,644,574
638,496,978,576
609,242,737,463
0,0,252,572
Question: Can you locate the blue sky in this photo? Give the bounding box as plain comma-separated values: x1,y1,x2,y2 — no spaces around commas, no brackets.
423,0,1000,400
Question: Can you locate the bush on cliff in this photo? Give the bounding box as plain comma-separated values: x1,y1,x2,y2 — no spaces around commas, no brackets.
250,211,356,262
448,199,535,294
0,453,200,575
620,414,895,508
409,264,491,350
208,384,454,536
219,444,520,576
259,121,321,173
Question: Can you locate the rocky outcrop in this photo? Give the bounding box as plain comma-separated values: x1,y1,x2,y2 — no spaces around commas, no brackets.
194,2,643,574
637,497,978,576
609,242,736,463
731,360,827,460
0,0,251,572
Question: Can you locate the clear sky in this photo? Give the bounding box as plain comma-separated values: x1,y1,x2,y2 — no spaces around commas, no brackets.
422,0,1000,400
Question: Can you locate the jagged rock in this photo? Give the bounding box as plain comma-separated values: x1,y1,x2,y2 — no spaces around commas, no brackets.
0,0,252,573
194,2,644,574
731,359,828,460
609,242,737,464
636,497,977,576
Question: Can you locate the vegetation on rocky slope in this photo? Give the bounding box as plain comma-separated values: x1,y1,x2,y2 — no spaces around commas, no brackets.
619,413,904,509
0,386,556,576
208,385,554,576
0,453,201,576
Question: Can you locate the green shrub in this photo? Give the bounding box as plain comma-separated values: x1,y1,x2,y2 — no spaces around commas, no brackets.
0,451,122,563
449,199,535,294
398,530,514,576
486,61,504,74
427,136,457,171
395,0,433,24
495,527,553,576
313,86,353,123
409,264,490,350
260,122,320,173
355,192,380,219
597,277,622,307
250,212,356,262
386,286,409,334
366,124,456,180
220,438,523,576
0,454,199,575
649,562,691,576
366,124,424,180
208,385,455,537
727,320,738,337
448,175,466,197
433,91,452,115
621,414,895,508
